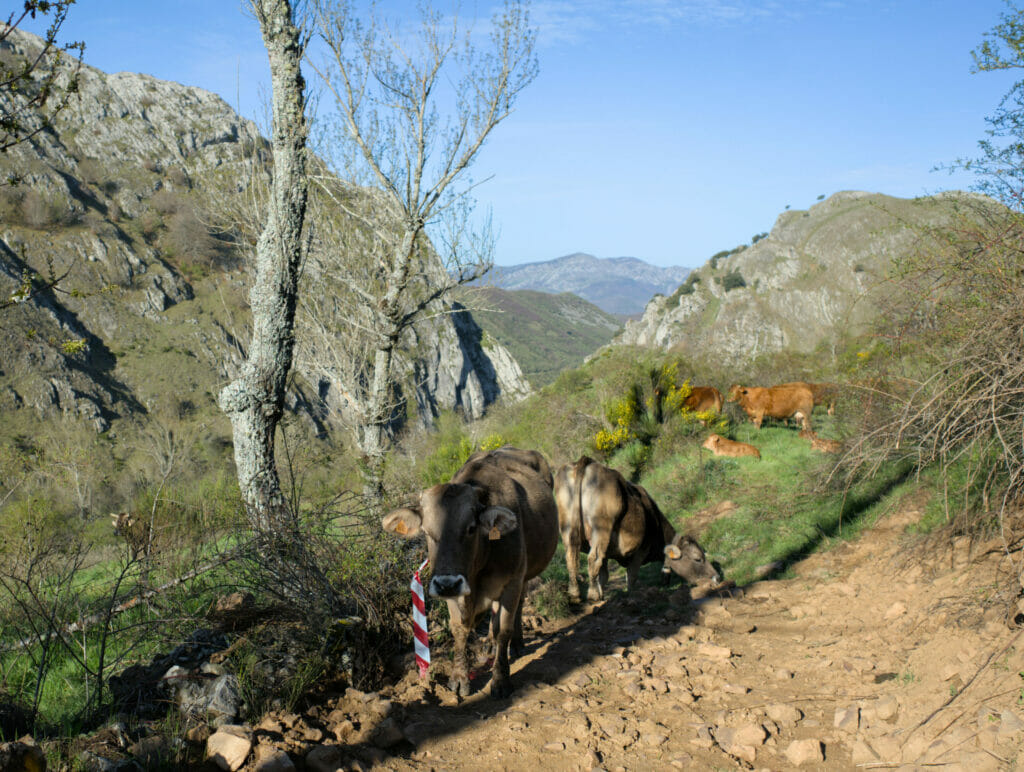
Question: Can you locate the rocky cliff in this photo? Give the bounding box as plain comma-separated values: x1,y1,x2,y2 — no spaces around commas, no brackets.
614,191,987,363
0,29,527,441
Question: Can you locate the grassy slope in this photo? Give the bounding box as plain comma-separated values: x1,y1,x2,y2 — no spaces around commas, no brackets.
471,346,916,598
460,287,622,388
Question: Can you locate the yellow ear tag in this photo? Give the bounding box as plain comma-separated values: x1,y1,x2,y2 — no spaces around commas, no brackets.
488,526,501,541
394,520,409,536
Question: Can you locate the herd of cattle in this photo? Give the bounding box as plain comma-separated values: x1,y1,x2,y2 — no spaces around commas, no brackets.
380,379,842,698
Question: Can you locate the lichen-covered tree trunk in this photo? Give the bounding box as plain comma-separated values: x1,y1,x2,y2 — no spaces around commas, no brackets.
219,0,308,534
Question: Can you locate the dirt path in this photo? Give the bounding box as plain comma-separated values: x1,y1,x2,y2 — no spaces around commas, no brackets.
246,505,1024,771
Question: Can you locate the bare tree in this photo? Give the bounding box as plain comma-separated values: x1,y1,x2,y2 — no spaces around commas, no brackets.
0,0,84,157
303,0,537,498
219,0,310,534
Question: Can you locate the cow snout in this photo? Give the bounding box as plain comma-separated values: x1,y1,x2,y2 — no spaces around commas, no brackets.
429,574,470,598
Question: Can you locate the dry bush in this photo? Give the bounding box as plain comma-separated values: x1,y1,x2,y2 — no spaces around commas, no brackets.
836,197,1024,534
163,207,220,268
148,188,182,215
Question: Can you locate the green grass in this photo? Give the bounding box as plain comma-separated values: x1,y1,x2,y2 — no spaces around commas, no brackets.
460,287,621,388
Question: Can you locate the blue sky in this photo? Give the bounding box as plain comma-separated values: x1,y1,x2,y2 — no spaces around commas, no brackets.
28,1,1019,268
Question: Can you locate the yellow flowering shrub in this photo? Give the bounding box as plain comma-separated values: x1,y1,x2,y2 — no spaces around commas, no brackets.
480,433,506,451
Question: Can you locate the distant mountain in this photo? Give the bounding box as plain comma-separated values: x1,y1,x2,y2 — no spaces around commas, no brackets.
457,287,621,387
614,191,996,364
485,253,689,316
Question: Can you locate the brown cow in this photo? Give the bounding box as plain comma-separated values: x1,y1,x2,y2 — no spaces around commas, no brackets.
778,381,839,416
683,386,724,415
464,445,553,488
702,433,760,459
798,429,843,453
554,457,720,601
727,383,814,431
110,512,152,560
383,448,558,698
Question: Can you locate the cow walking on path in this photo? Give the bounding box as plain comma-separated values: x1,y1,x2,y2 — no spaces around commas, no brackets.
383,448,558,698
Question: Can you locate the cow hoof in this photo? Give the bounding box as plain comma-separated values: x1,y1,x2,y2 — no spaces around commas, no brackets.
587,588,602,601
449,675,472,697
490,678,513,699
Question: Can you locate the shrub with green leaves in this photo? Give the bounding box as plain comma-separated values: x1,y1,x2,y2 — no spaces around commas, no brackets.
722,270,747,291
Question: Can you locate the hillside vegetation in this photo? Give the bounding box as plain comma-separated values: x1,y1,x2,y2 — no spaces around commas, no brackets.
618,191,1001,364
460,287,621,387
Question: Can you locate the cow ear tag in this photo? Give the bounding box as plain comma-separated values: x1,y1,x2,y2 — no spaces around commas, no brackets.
394,520,409,536
488,526,501,541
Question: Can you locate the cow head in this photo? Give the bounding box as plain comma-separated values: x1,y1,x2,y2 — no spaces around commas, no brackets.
382,483,519,598
662,534,721,586
726,384,744,402
701,434,722,452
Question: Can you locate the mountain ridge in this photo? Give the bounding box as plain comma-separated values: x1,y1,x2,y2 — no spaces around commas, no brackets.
0,28,529,443
485,252,689,316
612,190,992,363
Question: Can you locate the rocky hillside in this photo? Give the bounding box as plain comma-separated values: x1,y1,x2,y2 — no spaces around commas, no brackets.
615,191,990,363
487,253,689,316
459,287,622,387
0,29,527,444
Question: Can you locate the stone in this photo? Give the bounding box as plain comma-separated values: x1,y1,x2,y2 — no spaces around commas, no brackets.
330,719,356,742
722,683,749,695
833,705,860,733
1000,709,1024,739
696,643,732,660
253,747,296,772
901,733,930,762
129,735,168,767
543,741,566,751
875,694,898,722
641,733,668,746
766,703,802,726
304,745,344,772
0,741,46,772
371,717,405,749
870,735,901,761
851,739,879,765
733,723,767,746
784,738,824,766
207,725,253,772
884,601,907,620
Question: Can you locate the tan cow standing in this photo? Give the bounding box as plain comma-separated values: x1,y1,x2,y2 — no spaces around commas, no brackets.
778,381,840,416
727,383,814,431
554,457,720,601
383,448,558,698
702,433,760,459
683,386,724,415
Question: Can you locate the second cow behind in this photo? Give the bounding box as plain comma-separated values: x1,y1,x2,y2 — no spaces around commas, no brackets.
555,457,721,601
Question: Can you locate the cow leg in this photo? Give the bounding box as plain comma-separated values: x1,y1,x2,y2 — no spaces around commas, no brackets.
587,539,608,601
798,412,812,432
509,593,526,660
562,524,582,602
445,598,472,698
753,411,764,430
490,581,523,699
625,553,644,593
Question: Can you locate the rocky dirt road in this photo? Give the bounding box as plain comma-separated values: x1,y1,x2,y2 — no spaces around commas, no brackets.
226,505,1024,771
